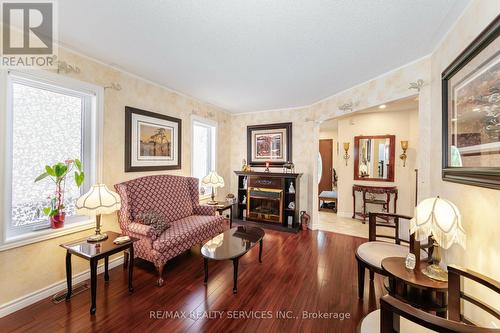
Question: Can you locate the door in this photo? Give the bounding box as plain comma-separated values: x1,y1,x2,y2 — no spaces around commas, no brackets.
319,139,333,194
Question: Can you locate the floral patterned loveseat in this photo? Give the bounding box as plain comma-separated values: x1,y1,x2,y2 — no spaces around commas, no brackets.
115,175,225,286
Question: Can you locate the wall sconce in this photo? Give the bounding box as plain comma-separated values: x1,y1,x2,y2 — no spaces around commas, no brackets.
400,140,408,167
343,142,350,166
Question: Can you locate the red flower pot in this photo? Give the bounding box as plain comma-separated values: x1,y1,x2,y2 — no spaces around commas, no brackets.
50,212,66,229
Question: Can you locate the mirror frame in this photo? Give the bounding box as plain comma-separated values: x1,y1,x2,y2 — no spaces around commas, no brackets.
353,135,395,182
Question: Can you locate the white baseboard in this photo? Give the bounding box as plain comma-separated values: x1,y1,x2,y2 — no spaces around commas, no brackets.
0,255,124,318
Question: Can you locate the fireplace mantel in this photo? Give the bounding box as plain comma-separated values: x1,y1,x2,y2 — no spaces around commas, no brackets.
234,171,302,231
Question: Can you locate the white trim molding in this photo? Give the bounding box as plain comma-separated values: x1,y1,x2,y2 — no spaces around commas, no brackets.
0,255,124,318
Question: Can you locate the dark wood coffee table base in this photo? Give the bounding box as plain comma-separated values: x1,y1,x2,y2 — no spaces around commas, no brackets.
204,239,263,294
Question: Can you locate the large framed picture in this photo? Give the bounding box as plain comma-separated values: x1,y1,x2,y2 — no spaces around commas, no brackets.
442,16,500,189
125,106,181,172
247,122,292,167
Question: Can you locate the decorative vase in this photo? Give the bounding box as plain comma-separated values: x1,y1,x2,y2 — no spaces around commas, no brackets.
50,212,66,229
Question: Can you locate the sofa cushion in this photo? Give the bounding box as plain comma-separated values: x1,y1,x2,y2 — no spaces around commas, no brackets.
152,215,224,253
124,175,194,224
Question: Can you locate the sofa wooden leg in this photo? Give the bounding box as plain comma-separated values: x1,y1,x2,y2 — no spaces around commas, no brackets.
156,264,165,287
357,260,365,299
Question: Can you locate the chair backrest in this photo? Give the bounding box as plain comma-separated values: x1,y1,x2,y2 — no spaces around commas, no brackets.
380,265,500,333
114,175,200,228
368,212,428,263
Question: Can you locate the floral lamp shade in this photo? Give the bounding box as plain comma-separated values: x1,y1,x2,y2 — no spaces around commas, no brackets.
410,197,466,250
76,184,121,216
202,171,225,189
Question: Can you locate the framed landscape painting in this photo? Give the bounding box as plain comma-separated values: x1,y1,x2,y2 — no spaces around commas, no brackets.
247,122,292,167
442,16,500,189
125,106,181,172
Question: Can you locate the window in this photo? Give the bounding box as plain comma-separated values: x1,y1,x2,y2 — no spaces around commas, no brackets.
2,71,102,246
191,119,216,197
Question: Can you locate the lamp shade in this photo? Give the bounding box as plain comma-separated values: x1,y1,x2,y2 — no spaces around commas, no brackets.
76,184,121,216
202,171,225,188
410,197,466,250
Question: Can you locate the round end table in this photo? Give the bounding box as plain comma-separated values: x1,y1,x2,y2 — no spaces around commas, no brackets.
381,257,448,317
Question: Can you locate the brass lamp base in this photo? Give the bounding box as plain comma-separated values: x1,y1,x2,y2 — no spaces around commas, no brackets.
87,232,108,243
422,264,448,282
87,214,108,243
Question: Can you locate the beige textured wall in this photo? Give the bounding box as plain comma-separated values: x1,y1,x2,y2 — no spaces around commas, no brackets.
0,48,231,306
335,109,418,217
428,0,500,326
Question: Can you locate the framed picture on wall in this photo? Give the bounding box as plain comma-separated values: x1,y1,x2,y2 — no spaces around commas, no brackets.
247,122,292,167
442,16,500,189
125,106,181,172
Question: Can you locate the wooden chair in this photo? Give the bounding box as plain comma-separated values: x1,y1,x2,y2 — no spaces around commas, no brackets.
356,212,429,299
358,265,500,332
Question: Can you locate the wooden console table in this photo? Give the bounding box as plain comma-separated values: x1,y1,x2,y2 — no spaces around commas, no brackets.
352,184,398,223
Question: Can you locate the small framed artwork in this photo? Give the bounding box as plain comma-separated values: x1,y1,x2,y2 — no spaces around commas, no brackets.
125,106,181,172
247,122,292,167
442,16,500,189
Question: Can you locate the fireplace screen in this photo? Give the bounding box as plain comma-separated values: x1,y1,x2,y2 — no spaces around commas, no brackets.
247,187,283,223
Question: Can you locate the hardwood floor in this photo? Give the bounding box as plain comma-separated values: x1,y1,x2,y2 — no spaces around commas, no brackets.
1,228,385,333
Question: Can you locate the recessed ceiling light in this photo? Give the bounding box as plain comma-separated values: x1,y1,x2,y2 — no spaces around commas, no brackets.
379,105,387,109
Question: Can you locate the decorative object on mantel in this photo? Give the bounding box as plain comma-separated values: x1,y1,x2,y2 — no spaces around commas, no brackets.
282,161,295,173
242,176,248,189
288,201,295,209
408,79,424,92
241,195,247,205
241,158,252,172
247,122,292,167
288,181,295,193
125,106,181,172
202,171,225,205
265,162,270,172
338,102,353,112
343,142,350,166
410,197,466,282
400,140,409,167
76,184,121,242
104,82,122,91
442,17,500,190
34,159,85,229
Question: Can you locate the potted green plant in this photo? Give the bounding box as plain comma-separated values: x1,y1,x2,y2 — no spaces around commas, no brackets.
35,159,85,228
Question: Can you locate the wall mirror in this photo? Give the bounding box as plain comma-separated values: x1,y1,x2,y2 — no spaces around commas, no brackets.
354,135,395,181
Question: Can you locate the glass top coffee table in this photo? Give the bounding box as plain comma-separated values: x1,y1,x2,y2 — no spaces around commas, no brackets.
201,226,265,294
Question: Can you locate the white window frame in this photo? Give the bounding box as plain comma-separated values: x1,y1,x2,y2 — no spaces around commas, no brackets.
191,116,217,200
0,69,104,251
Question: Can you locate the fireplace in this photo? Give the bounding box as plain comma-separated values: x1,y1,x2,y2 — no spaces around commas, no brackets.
235,171,302,230
247,187,283,223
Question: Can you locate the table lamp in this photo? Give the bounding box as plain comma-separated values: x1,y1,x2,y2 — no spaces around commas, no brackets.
410,197,466,281
202,171,225,205
76,184,121,242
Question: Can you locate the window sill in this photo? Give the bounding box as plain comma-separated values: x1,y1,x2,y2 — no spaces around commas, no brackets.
0,218,95,252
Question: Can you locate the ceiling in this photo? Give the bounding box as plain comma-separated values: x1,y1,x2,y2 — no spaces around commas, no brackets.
59,0,470,113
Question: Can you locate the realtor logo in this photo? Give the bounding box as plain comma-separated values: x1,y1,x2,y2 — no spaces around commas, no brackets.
1,0,57,67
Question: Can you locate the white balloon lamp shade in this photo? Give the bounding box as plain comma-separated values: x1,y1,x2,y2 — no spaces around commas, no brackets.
76,184,121,242
76,184,121,216
410,197,466,250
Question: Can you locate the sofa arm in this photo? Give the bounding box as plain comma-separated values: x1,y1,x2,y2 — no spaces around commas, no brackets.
127,223,151,237
193,205,217,216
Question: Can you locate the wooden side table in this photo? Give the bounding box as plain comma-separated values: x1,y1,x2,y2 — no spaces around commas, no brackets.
214,202,235,228
381,257,448,317
60,231,138,315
